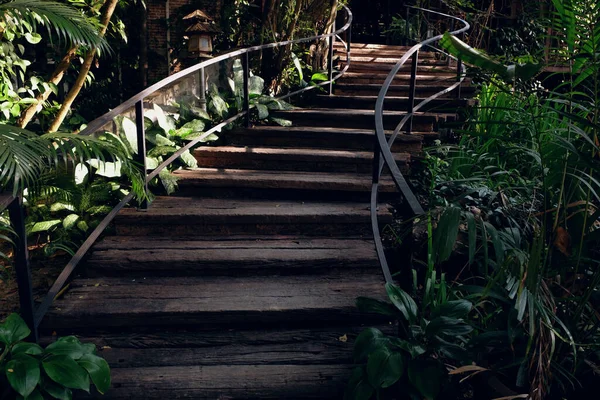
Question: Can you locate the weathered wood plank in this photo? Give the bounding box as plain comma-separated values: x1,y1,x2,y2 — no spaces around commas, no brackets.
82,364,353,399
44,275,387,331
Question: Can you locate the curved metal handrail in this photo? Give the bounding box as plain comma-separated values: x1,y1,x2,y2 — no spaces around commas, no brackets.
372,6,470,283
26,6,353,335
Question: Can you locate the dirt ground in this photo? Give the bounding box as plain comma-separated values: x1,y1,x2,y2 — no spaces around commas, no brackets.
1,253,68,321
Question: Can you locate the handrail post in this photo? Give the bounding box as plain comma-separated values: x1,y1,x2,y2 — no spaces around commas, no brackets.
8,196,38,342
198,67,207,111
242,52,250,127
135,100,148,210
406,50,419,135
328,20,336,96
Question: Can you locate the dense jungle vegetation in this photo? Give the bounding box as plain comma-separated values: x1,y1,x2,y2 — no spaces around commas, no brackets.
0,0,598,399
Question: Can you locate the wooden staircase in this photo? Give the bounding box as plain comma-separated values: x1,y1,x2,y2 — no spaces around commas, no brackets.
42,43,472,399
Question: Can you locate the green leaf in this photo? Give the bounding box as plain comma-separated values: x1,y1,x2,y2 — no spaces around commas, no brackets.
22,388,43,400
42,379,73,400
426,316,473,337
0,313,31,345
465,211,476,265
385,283,418,323
6,354,40,397
179,150,198,168
389,338,426,358
74,163,88,185
76,220,89,232
311,72,329,82
24,32,42,44
249,75,264,95
353,328,389,363
356,297,397,317
256,103,269,119
42,355,90,392
62,214,80,230
50,202,75,212
430,300,472,319
29,219,61,233
120,117,138,155
433,206,461,263
345,367,374,400
153,104,176,134
11,342,43,356
46,337,85,359
408,359,444,400
209,92,228,118
291,52,303,81
159,169,178,195
367,348,404,388
271,117,292,127
87,159,122,178
77,354,110,394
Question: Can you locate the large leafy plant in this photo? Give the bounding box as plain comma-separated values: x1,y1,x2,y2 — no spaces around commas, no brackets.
346,283,473,400
0,314,110,399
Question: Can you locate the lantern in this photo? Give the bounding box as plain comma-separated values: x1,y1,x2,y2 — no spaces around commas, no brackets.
183,10,219,57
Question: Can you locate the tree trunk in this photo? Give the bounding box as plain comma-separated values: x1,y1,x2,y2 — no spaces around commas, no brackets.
139,2,148,89
47,0,119,133
17,45,78,128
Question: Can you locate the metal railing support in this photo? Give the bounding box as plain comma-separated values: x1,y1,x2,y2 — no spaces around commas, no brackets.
242,52,250,127
7,196,37,342
406,50,419,135
456,35,463,99
328,20,336,96
135,100,148,210
198,67,207,111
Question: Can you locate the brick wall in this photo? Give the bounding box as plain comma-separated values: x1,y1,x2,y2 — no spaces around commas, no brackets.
147,0,222,83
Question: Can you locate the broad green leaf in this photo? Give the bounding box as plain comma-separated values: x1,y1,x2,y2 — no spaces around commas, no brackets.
438,32,543,80
153,104,176,134
61,214,79,231
0,313,31,345
177,119,205,137
408,359,444,400
46,337,85,359
430,300,472,319
209,93,228,118
121,117,138,154
356,297,397,317
148,145,177,157
291,52,303,81
271,117,292,127
146,157,159,169
426,316,473,337
74,163,88,185
465,211,476,265
87,159,122,178
76,220,89,232
42,379,72,400
367,348,404,388
11,342,43,356
311,72,329,82
353,328,389,363
159,169,178,195
433,206,461,263
183,132,218,142
77,354,110,394
345,367,374,400
385,283,418,323
179,150,198,168
6,354,40,397
29,220,61,233
50,202,75,212
249,75,264,95
43,356,90,392
389,338,426,358
256,103,269,119
24,33,42,44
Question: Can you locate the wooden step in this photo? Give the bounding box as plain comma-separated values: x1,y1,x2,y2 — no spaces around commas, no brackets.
44,274,387,331
334,47,440,59
341,62,455,73
337,56,446,66
225,126,427,152
85,237,381,276
115,197,393,236
335,42,435,53
312,94,474,111
193,146,409,173
338,71,461,85
67,326,388,369
172,168,398,199
335,83,476,97
271,108,445,131
82,364,353,399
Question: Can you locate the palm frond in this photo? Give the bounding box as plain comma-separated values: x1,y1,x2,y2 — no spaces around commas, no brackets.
0,0,110,52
